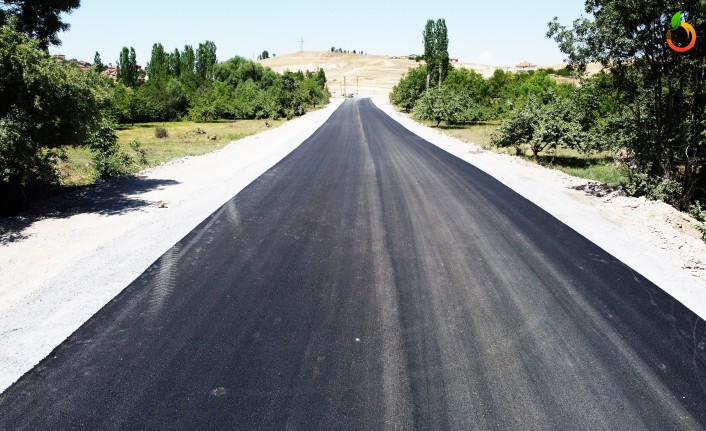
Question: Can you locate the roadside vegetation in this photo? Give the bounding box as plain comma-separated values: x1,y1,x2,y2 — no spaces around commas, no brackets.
0,1,329,216
57,120,284,186
392,5,706,238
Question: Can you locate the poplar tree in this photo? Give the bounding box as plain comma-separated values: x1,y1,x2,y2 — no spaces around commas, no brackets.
423,19,436,90
169,48,181,78
93,51,105,73
116,46,138,87
422,18,450,89
196,41,217,83
147,43,168,83
434,18,449,85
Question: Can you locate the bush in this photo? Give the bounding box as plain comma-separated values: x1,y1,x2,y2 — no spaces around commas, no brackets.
688,202,706,241
154,126,168,139
492,97,584,162
130,140,147,165
412,86,463,127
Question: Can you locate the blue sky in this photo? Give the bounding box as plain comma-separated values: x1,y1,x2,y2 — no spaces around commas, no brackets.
50,1,588,67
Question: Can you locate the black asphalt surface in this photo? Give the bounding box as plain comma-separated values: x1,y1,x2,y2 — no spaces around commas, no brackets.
1,99,705,430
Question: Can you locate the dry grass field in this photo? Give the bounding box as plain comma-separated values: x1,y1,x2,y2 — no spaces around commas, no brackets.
260,52,604,98
260,51,420,97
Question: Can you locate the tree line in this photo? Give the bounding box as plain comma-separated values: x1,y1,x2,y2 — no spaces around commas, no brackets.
0,1,329,215
391,64,574,125
391,9,705,217
109,41,328,124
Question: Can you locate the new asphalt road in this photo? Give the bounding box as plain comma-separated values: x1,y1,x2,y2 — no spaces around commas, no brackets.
1,99,705,430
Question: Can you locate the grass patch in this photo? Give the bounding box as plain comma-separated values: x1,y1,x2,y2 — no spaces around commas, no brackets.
416,120,629,186
538,149,628,186
57,119,284,186
415,120,501,149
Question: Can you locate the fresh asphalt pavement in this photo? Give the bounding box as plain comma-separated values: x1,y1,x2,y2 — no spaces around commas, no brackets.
1,99,705,430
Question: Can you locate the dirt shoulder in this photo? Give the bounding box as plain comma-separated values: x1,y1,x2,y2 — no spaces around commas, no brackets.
373,97,706,319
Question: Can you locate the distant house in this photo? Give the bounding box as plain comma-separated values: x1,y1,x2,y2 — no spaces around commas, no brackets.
102,66,118,81
515,61,537,72
51,54,145,82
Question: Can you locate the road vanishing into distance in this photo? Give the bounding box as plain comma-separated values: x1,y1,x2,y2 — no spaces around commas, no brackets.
1,99,705,430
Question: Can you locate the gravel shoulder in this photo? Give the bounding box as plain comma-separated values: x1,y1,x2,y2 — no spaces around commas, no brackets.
0,99,344,392
373,97,706,319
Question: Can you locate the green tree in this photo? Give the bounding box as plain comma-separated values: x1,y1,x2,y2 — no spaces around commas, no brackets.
259,50,269,60
93,51,105,73
168,48,180,78
548,1,706,209
422,18,450,88
300,77,327,108
422,19,436,89
196,40,217,83
390,65,427,112
493,98,584,162
315,68,327,88
434,18,449,85
412,85,463,127
1,24,120,214
179,44,197,91
147,43,168,83
116,46,138,87
0,0,80,48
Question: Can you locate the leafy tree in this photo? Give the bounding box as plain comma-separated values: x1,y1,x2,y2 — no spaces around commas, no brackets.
179,44,197,91
434,18,449,85
390,65,427,112
1,24,120,214
168,48,180,78
548,0,706,208
189,80,231,121
196,40,217,83
116,46,138,87
422,18,450,88
300,77,326,108
315,68,327,87
423,19,436,89
493,98,584,162
93,51,105,73
0,0,80,48
412,85,463,127
147,43,168,83
215,56,265,87
259,50,269,60
231,79,259,118
444,67,488,104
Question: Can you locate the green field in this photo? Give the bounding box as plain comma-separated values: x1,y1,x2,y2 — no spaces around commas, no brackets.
57,119,284,186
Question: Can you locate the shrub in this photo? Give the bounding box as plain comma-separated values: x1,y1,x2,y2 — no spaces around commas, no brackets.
688,202,706,241
154,126,168,139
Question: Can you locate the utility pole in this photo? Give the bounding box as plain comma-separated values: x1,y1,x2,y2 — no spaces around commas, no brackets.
343,76,347,97
297,37,304,52
356,76,359,95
